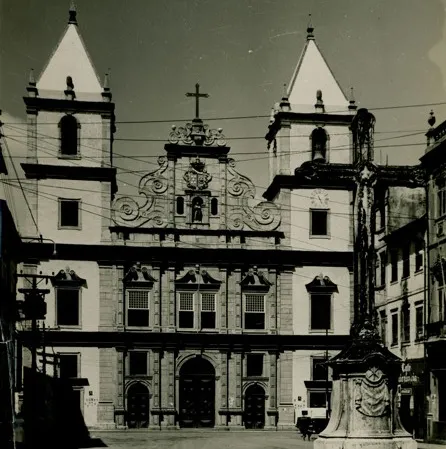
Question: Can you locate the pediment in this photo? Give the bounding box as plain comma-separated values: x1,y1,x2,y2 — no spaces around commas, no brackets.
175,268,221,290
305,274,338,293
240,267,272,292
123,263,157,286
51,267,87,288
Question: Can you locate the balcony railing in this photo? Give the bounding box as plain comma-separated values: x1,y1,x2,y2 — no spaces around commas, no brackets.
426,320,446,338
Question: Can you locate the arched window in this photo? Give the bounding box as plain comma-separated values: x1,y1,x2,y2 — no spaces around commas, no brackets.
311,127,328,162
176,197,184,215
211,198,218,216
59,115,79,156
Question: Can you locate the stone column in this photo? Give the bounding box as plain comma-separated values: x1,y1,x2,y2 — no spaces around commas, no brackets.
219,268,228,332
151,349,161,427
115,348,125,428
268,268,277,334
97,348,116,428
217,351,228,426
277,351,295,429
114,265,124,331
152,266,161,330
266,352,278,429
99,265,114,331
160,350,176,428
228,352,243,427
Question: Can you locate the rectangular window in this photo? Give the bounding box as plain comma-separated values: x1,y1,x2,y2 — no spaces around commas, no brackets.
401,304,410,343
246,354,264,377
438,182,446,218
59,199,80,228
391,250,398,283
129,351,148,375
179,292,194,328
379,310,387,343
415,241,424,272
402,244,410,278
310,210,329,237
308,391,326,408
244,294,265,330
127,290,150,327
200,293,216,329
58,353,78,379
310,294,331,330
56,289,80,326
312,357,328,381
415,303,424,340
391,311,398,346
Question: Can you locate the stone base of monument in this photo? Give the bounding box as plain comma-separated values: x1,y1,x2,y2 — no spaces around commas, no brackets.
315,322,417,449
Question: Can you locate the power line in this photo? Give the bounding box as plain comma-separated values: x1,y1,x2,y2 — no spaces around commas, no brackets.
3,98,446,125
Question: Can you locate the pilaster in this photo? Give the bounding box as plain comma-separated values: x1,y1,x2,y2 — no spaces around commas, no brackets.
152,266,161,330
151,350,161,427
277,122,291,176
115,348,125,428
219,268,228,332
277,351,295,429
218,351,228,426
227,352,243,427
268,268,277,334
99,265,115,330
267,351,279,428
97,348,116,429
159,350,176,427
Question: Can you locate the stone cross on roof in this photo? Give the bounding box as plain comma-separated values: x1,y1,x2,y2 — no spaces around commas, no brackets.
186,83,209,119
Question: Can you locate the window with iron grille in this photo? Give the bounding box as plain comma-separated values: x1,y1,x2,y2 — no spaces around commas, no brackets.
200,293,216,329
415,241,424,272
179,292,194,328
310,294,331,331
127,290,150,327
401,304,410,343
56,288,80,326
58,353,79,379
391,311,398,346
246,353,264,377
438,181,446,218
129,351,148,375
379,310,387,344
415,303,424,340
244,294,265,330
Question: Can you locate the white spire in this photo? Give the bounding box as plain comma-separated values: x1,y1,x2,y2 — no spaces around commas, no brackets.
37,6,102,101
286,24,349,113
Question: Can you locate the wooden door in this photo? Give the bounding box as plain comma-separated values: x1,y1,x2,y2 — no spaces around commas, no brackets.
244,384,265,429
127,383,150,428
179,376,215,427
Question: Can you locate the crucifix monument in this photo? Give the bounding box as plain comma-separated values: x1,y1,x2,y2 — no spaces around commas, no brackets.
314,109,417,449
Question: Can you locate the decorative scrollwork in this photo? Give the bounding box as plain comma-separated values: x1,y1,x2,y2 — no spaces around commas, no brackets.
168,121,226,146
227,158,281,231
112,157,169,228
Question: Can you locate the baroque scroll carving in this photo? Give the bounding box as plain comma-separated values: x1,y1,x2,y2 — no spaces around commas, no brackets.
226,158,281,231
112,156,169,228
355,367,390,417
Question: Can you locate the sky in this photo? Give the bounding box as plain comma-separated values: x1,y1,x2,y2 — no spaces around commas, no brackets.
1,0,446,211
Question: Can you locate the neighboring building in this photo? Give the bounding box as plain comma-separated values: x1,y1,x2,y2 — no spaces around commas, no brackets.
374,186,426,439
421,115,446,442
17,10,353,431
0,129,22,448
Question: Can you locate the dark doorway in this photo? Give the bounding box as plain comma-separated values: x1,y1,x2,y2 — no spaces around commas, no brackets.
399,394,412,434
179,357,215,428
244,384,266,429
127,382,150,428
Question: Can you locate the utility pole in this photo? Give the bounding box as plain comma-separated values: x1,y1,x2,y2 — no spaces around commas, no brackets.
17,271,52,449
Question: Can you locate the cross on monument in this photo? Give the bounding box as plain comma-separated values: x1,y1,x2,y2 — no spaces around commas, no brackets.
186,83,209,119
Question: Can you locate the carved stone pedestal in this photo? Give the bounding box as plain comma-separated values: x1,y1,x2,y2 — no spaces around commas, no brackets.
315,323,416,449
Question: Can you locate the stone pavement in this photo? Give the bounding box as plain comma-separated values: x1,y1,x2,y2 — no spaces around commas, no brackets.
88,430,315,449
87,430,446,449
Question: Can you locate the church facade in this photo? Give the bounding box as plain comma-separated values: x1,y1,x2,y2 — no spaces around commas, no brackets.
18,8,354,430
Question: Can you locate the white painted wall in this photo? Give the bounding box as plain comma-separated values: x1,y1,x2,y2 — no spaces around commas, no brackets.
290,188,352,252
39,260,100,332
292,266,351,335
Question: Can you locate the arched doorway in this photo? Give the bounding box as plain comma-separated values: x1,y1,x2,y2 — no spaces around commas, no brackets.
127,382,150,428
179,357,215,428
244,384,266,429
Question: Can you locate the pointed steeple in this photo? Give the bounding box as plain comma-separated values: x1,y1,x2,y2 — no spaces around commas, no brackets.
37,4,102,100
286,18,349,113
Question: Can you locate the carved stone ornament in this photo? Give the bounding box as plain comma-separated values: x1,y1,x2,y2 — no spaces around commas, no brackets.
355,367,390,417
112,156,170,228
184,157,212,190
226,158,281,231
168,122,227,147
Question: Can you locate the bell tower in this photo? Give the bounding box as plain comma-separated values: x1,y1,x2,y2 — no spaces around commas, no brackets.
21,4,116,243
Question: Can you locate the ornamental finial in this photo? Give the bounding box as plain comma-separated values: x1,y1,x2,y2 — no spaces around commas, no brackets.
428,109,436,129
349,86,357,111
28,68,36,86
307,14,315,40
68,2,77,25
